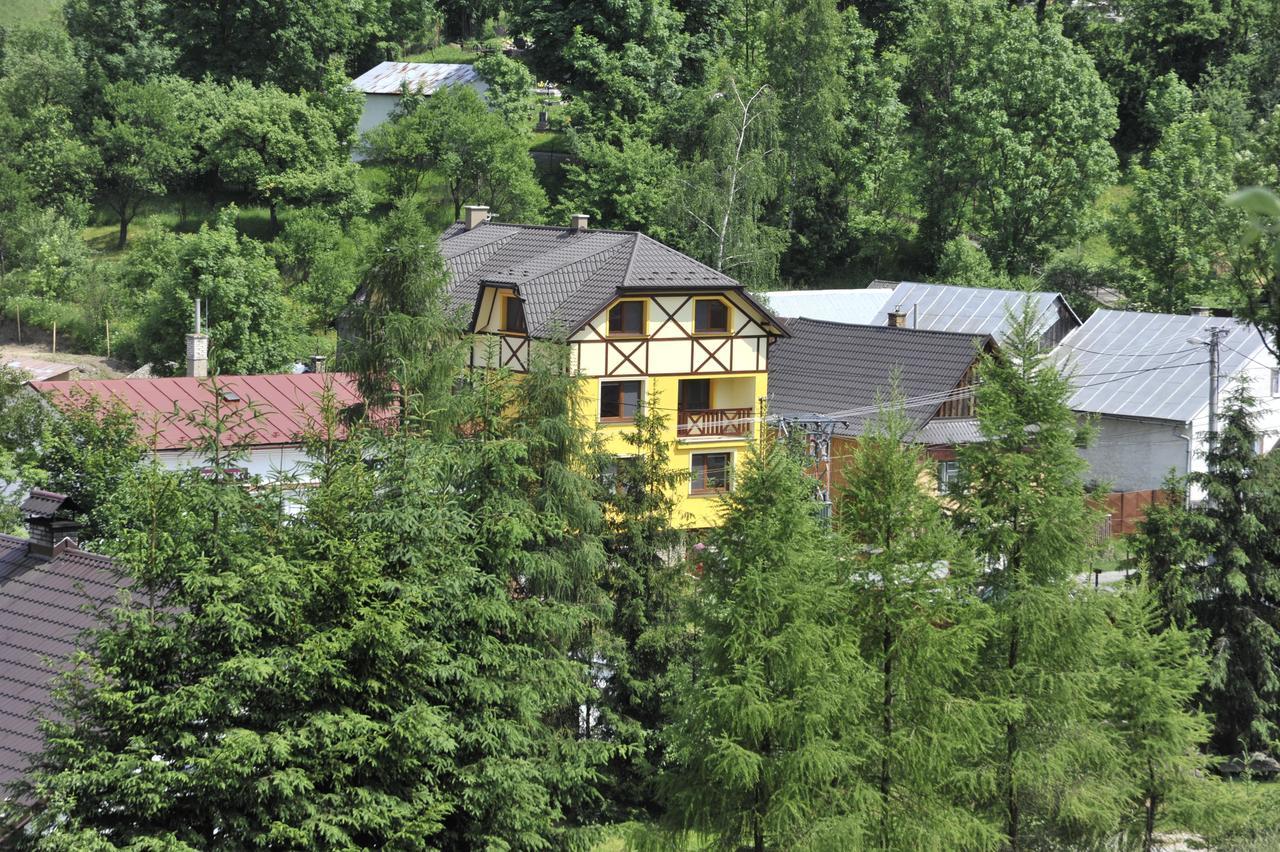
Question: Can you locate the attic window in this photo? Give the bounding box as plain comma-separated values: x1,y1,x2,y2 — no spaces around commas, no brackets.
694,298,730,334
608,300,645,336
501,294,527,334
221,390,241,402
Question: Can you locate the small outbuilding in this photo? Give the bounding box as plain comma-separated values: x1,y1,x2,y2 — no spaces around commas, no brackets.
349,61,488,139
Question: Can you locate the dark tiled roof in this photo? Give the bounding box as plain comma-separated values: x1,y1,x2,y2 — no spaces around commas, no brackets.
768,318,988,437
440,222,784,337
18,492,67,519
0,535,118,788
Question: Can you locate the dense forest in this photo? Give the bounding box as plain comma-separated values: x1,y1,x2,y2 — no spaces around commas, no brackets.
2,0,1280,370
2,0,1280,849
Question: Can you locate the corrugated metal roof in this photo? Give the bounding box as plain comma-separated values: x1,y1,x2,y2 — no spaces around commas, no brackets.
349,61,484,95
768,317,988,437
755,289,894,324
913,417,983,446
3,357,77,382
1054,310,1271,422
439,222,787,337
879,282,1076,341
0,533,117,788
31,373,365,452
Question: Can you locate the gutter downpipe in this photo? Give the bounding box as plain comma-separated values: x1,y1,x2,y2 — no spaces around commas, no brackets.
1180,421,1194,509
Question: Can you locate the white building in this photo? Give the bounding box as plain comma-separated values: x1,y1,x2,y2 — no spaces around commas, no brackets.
1055,310,1280,501
349,61,488,141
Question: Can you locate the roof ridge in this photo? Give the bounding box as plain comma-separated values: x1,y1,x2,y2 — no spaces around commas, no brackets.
786,315,991,341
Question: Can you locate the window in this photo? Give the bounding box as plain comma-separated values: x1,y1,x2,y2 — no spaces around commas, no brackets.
600,380,642,421
600,455,634,495
608,300,645,336
691,452,731,494
678,378,712,413
1272,368,1279,397
694,298,730,334
501,294,527,334
937,460,960,494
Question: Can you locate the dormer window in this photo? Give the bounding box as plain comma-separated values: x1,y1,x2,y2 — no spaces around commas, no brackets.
608,300,645,336
501,293,527,334
694,298,730,334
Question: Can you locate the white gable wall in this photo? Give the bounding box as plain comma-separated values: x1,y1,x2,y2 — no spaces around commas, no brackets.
1076,354,1280,495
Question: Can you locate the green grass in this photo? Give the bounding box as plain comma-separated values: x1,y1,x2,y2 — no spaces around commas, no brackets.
0,0,60,27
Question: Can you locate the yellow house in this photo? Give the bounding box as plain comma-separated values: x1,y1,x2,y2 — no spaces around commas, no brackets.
441,208,788,529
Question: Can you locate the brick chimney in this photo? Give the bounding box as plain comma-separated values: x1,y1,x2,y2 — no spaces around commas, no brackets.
464,205,490,230
186,297,208,378
570,213,589,231
887,306,908,328
309,354,326,374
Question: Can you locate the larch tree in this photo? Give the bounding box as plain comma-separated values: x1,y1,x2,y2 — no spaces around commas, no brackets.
952,301,1127,849
1099,586,1210,852
664,438,876,851
837,402,1001,851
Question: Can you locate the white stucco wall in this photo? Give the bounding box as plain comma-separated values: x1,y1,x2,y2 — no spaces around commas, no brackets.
1077,355,1280,495
152,446,316,482
353,80,491,160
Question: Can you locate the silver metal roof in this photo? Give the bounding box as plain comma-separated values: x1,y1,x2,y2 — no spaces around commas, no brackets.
913,417,983,446
349,62,484,95
1053,309,1271,422
880,282,1075,341
756,289,893,325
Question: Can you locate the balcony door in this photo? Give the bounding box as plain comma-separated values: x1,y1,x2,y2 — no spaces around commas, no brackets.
678,379,711,414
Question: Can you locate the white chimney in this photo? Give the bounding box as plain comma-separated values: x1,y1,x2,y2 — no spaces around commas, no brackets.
464,205,490,230
186,298,209,378
570,213,589,231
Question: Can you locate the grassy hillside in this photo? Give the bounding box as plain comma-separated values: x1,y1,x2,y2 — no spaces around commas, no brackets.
0,0,60,28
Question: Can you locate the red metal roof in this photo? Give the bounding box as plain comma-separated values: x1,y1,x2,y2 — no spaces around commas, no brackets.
32,373,366,452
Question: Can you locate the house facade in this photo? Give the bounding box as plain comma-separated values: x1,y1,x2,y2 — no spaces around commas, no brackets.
349,62,488,148
766,316,993,502
1055,310,1280,533
442,209,787,529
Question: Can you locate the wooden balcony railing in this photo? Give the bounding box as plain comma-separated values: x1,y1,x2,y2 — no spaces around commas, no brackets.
677,407,754,439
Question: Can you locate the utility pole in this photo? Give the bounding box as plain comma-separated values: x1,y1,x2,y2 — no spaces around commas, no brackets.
772,413,846,522
1207,326,1224,461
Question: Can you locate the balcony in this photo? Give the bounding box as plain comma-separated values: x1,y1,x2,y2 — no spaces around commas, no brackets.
677,407,754,439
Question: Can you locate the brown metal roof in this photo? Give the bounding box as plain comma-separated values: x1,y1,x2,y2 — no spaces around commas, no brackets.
440,222,787,338
17,491,67,519
768,317,989,437
0,533,117,788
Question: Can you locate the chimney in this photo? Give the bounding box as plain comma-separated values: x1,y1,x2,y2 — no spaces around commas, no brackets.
309,354,327,374
186,297,209,378
570,213,589,231
887,305,908,328
464,205,490,230
20,490,77,562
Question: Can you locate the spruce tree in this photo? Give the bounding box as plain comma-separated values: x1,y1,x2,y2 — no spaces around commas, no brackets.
1172,385,1280,754
444,339,610,846
952,301,1126,849
337,202,468,430
664,438,876,851
596,393,694,820
836,403,1001,850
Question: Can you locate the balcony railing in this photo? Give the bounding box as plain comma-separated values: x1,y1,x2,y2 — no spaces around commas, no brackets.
677,407,754,439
